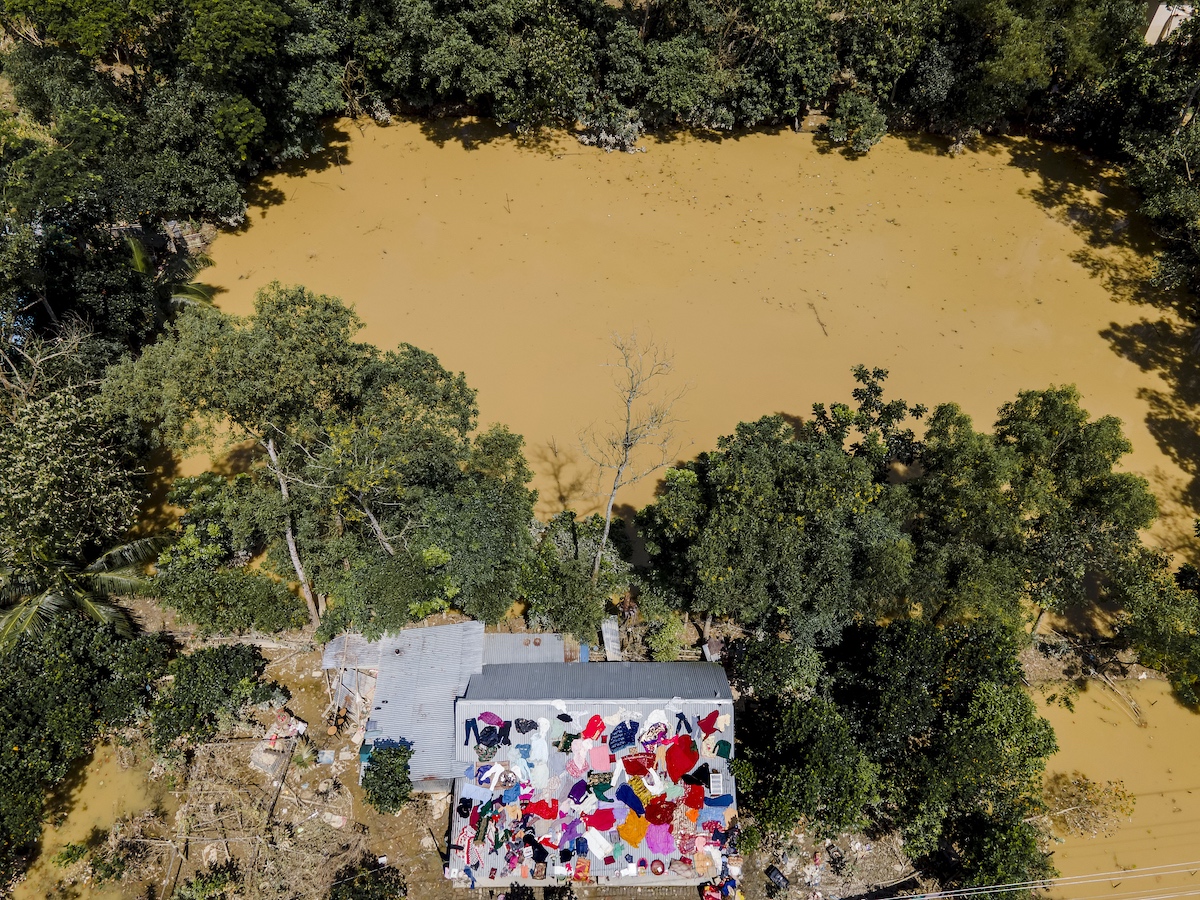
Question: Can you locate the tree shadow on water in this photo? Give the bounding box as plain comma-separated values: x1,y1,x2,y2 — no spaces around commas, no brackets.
235,122,356,227
1102,316,1200,563
995,137,1200,561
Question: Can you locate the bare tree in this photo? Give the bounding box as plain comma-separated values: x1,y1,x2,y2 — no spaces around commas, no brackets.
580,332,687,583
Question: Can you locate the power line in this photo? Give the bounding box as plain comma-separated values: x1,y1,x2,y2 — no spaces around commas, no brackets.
885,858,1200,900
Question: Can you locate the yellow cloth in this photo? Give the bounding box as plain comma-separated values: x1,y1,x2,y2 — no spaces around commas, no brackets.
616,811,650,847
628,775,654,807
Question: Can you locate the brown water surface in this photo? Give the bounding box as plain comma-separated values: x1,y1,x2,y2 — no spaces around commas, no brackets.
205,120,1198,557
1039,680,1200,898
13,744,165,900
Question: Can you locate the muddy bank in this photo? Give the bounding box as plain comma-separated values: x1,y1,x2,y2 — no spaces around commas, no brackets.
204,120,1196,559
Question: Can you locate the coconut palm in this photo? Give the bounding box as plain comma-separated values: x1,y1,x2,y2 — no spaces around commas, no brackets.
127,235,216,316
0,537,165,653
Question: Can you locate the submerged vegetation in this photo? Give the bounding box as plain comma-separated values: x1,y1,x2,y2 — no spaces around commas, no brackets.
2,0,1200,895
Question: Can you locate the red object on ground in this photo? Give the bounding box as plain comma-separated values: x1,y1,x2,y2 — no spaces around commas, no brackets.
582,715,606,739
697,710,720,736
523,799,559,820
683,783,706,809
582,807,616,831
665,735,699,782
645,796,678,825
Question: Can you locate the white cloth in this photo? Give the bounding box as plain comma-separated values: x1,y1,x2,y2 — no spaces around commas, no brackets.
585,827,614,859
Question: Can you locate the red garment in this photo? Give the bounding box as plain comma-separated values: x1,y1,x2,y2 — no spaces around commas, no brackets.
582,714,606,739
523,799,559,820
621,752,655,776
665,735,699,782
645,796,677,825
582,807,617,831
697,709,720,737
683,783,706,810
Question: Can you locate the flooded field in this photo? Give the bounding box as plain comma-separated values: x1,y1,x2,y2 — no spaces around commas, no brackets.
206,119,1199,560
1039,680,1200,897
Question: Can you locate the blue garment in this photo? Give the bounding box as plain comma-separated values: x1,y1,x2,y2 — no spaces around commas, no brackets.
502,785,520,804
515,743,532,761
704,793,735,808
463,718,481,746
608,720,640,753
615,783,644,816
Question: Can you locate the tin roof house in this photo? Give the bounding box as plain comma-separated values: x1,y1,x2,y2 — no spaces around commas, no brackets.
323,622,742,889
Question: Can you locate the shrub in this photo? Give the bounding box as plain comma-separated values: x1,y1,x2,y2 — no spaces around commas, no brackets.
361,744,414,814
328,859,407,900
150,645,282,752
827,92,888,154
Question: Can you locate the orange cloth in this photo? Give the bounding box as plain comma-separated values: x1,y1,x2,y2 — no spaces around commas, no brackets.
616,811,650,847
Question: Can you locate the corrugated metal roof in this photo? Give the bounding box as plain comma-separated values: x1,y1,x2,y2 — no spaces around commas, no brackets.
462,662,733,702
481,632,565,665
363,621,485,782
453,697,734,766
321,632,380,670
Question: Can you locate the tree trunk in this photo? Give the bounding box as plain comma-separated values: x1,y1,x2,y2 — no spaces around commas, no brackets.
265,438,320,627
359,497,396,556
593,460,627,582
1032,606,1048,636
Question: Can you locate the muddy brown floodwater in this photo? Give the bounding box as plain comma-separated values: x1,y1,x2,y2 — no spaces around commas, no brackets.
1039,680,1200,896
202,118,1200,889
12,745,165,900
207,118,1198,558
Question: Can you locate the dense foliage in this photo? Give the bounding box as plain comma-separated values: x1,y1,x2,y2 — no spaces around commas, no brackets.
2,0,1199,325
641,368,1189,888
3,0,1200,889
360,744,415,814
150,644,282,753
0,619,168,886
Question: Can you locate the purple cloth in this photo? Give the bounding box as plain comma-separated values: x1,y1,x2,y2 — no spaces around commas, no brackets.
478,711,504,727
568,779,589,803
646,823,676,855
561,817,583,843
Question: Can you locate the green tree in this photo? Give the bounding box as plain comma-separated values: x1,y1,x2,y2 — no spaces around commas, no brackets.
827,90,888,152
638,414,912,645
829,621,1056,876
150,644,281,752
0,538,161,653
993,386,1157,628
0,390,144,559
361,744,414,814
0,618,167,885
738,696,879,837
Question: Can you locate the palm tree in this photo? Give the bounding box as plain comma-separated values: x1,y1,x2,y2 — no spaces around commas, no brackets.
0,537,165,653
127,235,216,318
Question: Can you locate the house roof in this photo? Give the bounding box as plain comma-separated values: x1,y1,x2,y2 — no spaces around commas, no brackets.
359,621,485,782
461,661,733,702
481,632,566,665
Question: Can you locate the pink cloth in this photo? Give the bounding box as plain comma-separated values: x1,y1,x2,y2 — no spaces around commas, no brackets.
582,807,617,831
589,746,612,771
479,711,504,727
645,823,676,855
